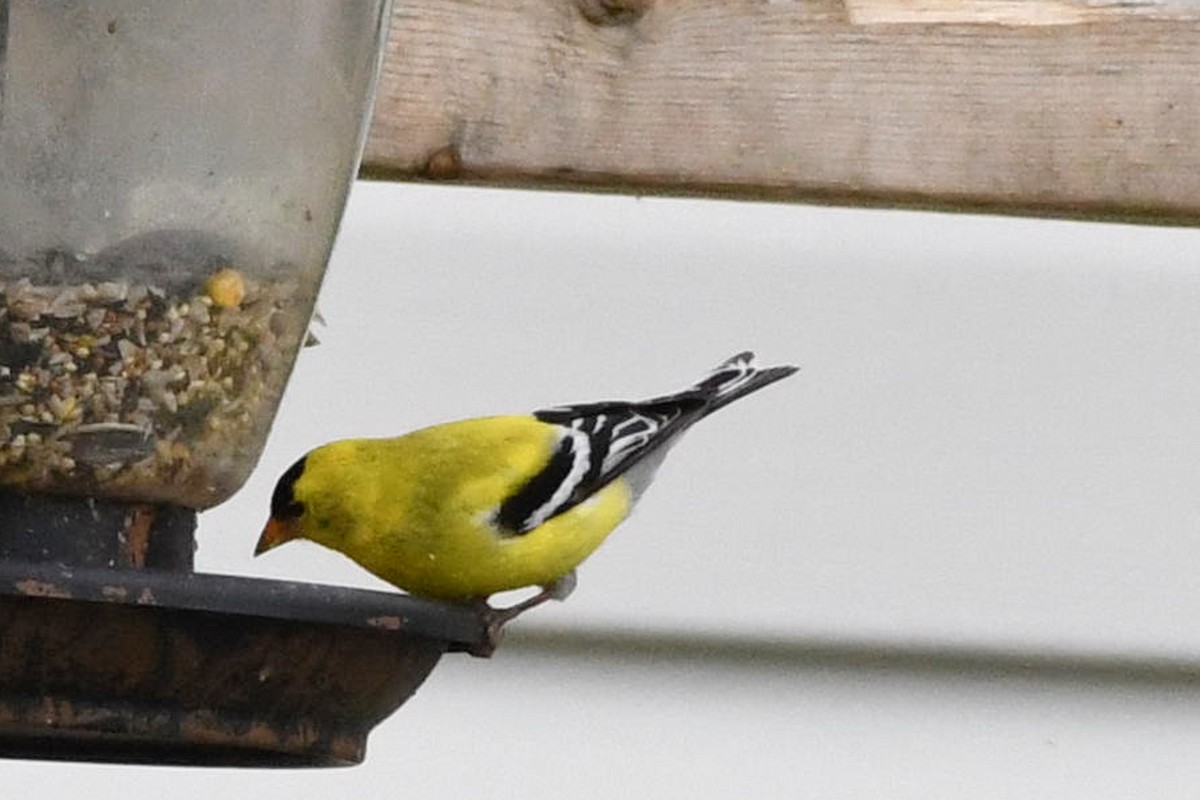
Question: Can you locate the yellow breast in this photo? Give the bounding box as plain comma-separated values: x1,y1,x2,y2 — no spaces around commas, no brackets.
295,416,633,601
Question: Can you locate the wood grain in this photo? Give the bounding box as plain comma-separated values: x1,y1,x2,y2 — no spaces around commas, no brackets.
362,0,1200,223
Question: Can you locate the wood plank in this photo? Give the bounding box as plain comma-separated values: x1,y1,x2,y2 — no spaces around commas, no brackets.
361,0,1200,223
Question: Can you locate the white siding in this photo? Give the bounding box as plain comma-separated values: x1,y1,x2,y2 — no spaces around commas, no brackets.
11,184,1200,796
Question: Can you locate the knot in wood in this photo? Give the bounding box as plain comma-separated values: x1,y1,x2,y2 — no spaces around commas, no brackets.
423,144,463,180
574,0,649,27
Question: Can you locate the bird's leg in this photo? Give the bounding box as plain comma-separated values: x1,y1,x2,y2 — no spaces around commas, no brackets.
544,568,577,601
471,570,578,657
487,570,576,626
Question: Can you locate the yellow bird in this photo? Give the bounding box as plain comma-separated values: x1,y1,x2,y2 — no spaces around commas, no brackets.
255,352,797,644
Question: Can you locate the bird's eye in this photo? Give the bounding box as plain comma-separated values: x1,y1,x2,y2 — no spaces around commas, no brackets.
270,456,307,520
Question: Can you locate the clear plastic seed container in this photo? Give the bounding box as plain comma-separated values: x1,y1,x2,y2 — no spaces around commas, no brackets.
0,1,391,508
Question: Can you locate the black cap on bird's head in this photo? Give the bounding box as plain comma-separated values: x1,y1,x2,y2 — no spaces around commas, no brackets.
255,456,307,555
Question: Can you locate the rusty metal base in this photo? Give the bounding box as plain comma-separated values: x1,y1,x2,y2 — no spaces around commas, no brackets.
0,563,485,766
0,493,488,767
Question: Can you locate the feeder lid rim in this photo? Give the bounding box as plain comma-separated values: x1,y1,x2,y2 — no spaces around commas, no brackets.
0,559,486,650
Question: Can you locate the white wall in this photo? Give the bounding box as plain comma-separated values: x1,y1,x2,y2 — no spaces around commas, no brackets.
220,182,1200,659
10,183,1200,797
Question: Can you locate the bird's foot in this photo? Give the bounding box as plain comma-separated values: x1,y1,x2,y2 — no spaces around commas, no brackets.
468,571,578,657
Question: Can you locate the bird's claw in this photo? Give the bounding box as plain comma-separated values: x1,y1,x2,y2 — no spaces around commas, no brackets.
467,602,515,658
467,572,578,657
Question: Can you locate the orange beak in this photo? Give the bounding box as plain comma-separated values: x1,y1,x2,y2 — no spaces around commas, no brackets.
255,517,301,556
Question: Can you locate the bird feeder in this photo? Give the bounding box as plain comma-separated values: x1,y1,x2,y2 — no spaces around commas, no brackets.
0,0,486,766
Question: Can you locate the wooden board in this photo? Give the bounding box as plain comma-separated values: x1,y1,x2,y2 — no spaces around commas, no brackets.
361,0,1200,224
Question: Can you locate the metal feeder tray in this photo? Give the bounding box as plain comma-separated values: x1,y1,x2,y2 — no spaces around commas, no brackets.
0,492,488,767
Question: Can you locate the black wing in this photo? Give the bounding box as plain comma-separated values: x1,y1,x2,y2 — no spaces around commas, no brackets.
494,352,798,535
494,394,707,534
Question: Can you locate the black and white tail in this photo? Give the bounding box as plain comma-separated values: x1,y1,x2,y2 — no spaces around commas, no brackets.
495,352,798,534
676,350,799,417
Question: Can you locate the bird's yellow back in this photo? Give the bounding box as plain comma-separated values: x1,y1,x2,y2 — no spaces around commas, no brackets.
292,416,633,600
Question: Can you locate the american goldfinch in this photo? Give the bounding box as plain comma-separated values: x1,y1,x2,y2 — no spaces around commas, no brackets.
255,352,797,648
